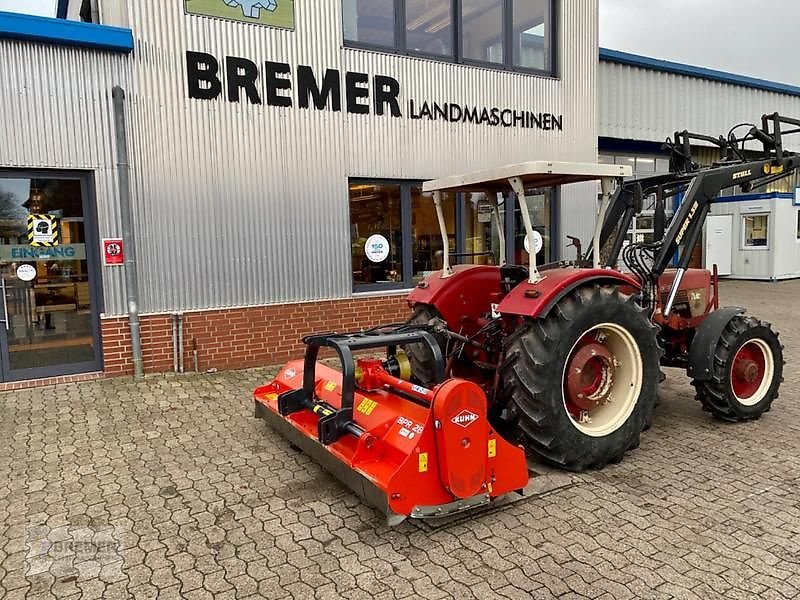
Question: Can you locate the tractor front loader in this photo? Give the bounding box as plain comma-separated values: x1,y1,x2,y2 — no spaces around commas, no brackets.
254,113,800,523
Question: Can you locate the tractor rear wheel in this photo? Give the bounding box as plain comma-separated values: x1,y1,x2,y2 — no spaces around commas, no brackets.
498,285,660,471
693,315,783,421
404,304,447,386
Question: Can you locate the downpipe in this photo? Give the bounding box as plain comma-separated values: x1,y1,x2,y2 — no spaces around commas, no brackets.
178,312,184,373
172,313,179,373
112,86,144,380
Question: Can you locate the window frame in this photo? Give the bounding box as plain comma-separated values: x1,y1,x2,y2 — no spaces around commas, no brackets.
350,178,558,293
741,212,770,251
343,0,558,79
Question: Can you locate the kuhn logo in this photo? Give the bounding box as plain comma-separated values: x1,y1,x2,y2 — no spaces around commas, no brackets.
451,410,479,428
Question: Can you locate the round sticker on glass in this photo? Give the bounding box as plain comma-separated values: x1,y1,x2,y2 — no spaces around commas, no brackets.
364,234,390,263
523,231,544,255
16,264,36,282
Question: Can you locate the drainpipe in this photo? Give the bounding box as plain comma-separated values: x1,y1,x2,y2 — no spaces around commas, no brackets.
112,86,144,380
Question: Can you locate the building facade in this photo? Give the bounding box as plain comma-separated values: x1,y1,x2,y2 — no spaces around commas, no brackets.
0,0,600,383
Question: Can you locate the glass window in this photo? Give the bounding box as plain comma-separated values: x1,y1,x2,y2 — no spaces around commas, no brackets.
513,0,551,71
464,192,506,265
350,183,403,286
342,0,396,47
513,190,551,266
461,0,504,64
411,188,455,281
0,177,96,372
796,210,800,240
406,0,453,56
743,214,768,248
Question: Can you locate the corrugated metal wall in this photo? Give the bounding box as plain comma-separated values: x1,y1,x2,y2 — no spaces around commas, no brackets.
0,1,600,315
599,60,800,153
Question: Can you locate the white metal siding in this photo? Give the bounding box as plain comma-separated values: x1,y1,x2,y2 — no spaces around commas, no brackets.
0,0,599,315
599,60,800,153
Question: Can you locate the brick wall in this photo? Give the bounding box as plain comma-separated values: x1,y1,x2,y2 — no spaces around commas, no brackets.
101,295,411,376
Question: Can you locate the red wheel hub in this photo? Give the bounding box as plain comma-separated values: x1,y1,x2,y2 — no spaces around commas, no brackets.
730,341,766,400
565,335,615,412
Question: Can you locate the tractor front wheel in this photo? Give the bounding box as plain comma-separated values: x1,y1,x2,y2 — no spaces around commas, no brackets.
498,285,660,471
693,315,783,421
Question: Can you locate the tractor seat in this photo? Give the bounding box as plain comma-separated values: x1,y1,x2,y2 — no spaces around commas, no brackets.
500,264,529,292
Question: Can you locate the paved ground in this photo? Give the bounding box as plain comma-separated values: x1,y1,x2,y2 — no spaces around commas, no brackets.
2,279,800,600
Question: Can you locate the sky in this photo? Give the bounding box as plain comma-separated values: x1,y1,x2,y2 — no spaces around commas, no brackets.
1,0,798,86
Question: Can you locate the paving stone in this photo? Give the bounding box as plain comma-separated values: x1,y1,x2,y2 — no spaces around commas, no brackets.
1,281,799,599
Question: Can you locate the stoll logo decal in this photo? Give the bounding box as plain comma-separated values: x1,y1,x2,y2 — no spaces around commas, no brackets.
451,409,479,428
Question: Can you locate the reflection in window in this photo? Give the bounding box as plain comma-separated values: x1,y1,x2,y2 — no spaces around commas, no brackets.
513,0,550,71
411,188,455,281
342,0,395,47
350,183,403,286
464,192,505,265
743,214,768,247
461,0,503,63
406,0,453,56
514,190,551,266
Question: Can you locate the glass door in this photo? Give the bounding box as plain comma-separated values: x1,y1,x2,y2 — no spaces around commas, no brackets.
0,175,101,380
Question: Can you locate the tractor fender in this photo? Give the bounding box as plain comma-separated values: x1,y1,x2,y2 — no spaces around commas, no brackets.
495,267,642,319
687,306,746,381
407,264,504,328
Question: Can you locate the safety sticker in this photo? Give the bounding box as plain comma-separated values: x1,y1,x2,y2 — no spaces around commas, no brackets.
418,452,428,473
488,438,497,458
411,384,429,395
27,214,60,247
283,368,297,380
324,381,337,392
357,398,378,416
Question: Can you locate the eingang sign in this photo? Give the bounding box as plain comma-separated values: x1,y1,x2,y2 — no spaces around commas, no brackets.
186,51,564,132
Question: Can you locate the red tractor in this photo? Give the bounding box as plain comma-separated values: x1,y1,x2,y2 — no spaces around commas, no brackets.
255,114,798,522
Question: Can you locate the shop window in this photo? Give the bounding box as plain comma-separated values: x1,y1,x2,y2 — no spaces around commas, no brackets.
462,0,504,63
342,0,556,76
350,180,455,291
464,192,505,265
512,0,551,71
513,189,551,266
342,0,396,47
406,0,453,57
743,214,769,248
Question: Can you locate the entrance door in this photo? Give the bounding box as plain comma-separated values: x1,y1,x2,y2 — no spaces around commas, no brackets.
705,214,733,275
0,174,102,381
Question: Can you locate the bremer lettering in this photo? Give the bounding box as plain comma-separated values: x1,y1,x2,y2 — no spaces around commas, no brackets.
186,51,564,131
187,51,401,117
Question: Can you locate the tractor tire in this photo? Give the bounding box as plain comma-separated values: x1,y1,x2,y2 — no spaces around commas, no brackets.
404,305,447,386
498,285,660,472
693,315,783,422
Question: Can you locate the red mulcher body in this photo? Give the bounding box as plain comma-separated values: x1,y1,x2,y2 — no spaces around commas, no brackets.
254,329,528,524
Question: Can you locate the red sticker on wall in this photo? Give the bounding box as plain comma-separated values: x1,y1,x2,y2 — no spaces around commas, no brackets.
103,238,124,266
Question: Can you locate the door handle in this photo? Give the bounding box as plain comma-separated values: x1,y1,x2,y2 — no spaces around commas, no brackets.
0,278,8,331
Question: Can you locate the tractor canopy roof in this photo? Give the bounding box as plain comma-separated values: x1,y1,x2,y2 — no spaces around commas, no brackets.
421,161,632,194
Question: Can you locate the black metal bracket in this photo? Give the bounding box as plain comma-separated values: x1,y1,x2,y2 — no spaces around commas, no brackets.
284,325,445,445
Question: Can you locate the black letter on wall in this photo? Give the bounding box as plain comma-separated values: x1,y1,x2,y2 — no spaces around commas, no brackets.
187,51,222,100
345,72,370,114
226,56,262,104
265,61,293,107
373,75,401,117
297,66,341,111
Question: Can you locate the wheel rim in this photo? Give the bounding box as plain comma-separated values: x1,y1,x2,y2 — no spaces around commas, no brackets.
562,323,643,437
730,339,774,406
